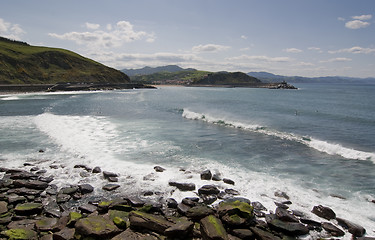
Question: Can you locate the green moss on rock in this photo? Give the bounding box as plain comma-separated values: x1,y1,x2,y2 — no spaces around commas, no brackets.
2,228,37,240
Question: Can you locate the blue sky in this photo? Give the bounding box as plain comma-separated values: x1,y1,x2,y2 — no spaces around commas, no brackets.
1,0,375,77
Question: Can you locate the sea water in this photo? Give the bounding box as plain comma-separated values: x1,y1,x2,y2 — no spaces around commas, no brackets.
0,83,374,237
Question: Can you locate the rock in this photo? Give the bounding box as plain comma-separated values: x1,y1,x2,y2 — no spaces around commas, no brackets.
112,228,159,240
53,228,75,240
1,228,38,240
127,196,145,207
78,184,94,194
198,185,220,195
274,202,289,209
177,203,191,215
201,194,218,205
169,181,196,191
212,173,222,181
300,218,322,231
201,170,212,180
223,178,235,185
275,207,299,222
92,166,101,173
113,216,127,229
232,229,254,239
200,215,229,240
186,205,215,220
60,186,79,195
225,189,240,195
0,201,7,214
7,194,27,204
74,164,92,171
75,215,121,238
252,201,267,211
9,187,42,196
8,170,38,180
154,166,165,172
217,200,254,219
35,217,58,231
103,171,119,179
182,197,199,207
268,219,309,236
14,202,43,215
38,176,54,183
129,210,173,234
321,222,345,237
250,226,282,240
311,205,336,220
12,179,48,190
102,184,120,191
40,234,53,240
166,198,178,208
274,191,290,200
336,217,366,237
67,212,82,226
165,219,194,238
56,194,71,204
7,219,36,230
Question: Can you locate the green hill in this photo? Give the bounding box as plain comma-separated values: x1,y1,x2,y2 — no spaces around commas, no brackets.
130,69,210,85
192,72,261,86
0,37,129,84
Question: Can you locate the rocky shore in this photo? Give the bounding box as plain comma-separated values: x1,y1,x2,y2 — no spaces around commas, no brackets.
0,162,373,240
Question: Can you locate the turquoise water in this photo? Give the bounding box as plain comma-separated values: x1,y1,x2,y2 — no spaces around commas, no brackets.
1,83,374,235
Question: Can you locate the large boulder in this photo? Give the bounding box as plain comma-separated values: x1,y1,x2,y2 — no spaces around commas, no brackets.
75,215,121,238
321,222,345,237
250,226,281,240
186,205,215,220
1,229,38,240
217,200,254,221
275,207,299,222
201,170,212,180
200,215,229,240
112,228,159,240
165,219,194,238
35,217,58,231
311,205,336,220
0,201,8,214
336,217,366,237
198,185,220,195
14,202,43,215
169,181,196,191
53,227,75,240
129,211,173,234
13,179,48,190
268,219,309,236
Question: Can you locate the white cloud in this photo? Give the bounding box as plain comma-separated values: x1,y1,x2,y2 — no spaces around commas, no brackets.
192,44,230,53
320,57,352,63
329,46,375,54
85,22,100,30
49,20,155,48
0,18,25,40
241,35,248,40
337,17,346,21
227,55,291,62
352,14,372,21
284,48,303,53
345,20,370,29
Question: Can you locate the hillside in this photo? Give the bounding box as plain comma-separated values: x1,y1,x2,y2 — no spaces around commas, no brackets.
0,37,129,84
122,65,196,76
130,69,210,85
192,72,261,86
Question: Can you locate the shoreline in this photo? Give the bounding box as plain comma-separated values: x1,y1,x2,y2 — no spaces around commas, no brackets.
0,160,371,239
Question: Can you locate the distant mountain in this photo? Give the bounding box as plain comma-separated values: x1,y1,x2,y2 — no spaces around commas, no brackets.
192,72,261,86
0,36,129,84
122,65,196,76
248,71,375,84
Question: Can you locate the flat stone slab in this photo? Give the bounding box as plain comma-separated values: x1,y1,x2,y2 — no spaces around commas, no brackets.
75,215,121,238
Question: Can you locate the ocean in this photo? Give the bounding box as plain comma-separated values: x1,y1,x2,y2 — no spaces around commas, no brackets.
1,83,374,236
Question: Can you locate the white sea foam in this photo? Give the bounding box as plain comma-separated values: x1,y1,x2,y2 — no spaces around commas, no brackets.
182,109,375,162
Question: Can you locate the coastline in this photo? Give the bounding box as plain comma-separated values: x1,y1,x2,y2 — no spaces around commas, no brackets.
0,160,371,239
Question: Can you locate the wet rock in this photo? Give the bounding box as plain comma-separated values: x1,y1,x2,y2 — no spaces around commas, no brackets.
13,179,48,190
60,186,79,195
56,194,71,204
223,178,235,185
274,191,290,200
79,203,97,214
8,194,27,204
274,202,289,209
198,185,220,195
182,197,199,207
127,196,145,207
8,170,38,180
92,166,101,173
7,219,36,230
102,183,120,191
186,205,215,220
143,173,156,181
177,203,191,215
232,228,254,239
336,217,366,237
76,215,121,238
225,188,240,195
275,207,299,222
252,201,267,211
112,228,159,240
311,205,336,220
30,167,39,172
0,201,8,214
108,176,119,182
201,194,218,205
250,226,282,240
166,198,178,208
103,171,119,179
212,173,222,181
74,164,92,172
38,176,53,183
201,169,212,180
35,217,58,231
78,183,94,194
268,219,309,236
169,181,196,191
218,200,254,226
300,218,322,231
53,228,75,240
1,228,38,240
165,218,194,238
8,187,42,196
200,215,229,240
36,169,47,174
154,166,166,172
321,222,345,237
129,210,173,234
14,202,43,215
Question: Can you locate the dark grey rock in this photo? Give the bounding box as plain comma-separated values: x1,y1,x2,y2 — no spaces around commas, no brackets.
252,201,267,211
127,196,145,207
223,178,235,185
35,217,58,231
7,194,27,204
311,205,336,220
38,176,54,183
186,205,215,220
212,173,222,181
78,184,94,194
182,197,199,207
112,228,159,240
103,171,119,179
102,184,120,191
250,226,282,240
274,191,290,200
79,203,97,214
198,185,220,195
166,198,178,208
0,201,7,214
275,207,299,222
232,228,254,239
336,217,366,237
268,219,309,236
154,166,166,172
169,181,196,191
200,169,212,180
177,203,191,215
129,211,173,234
7,219,37,230
92,166,101,173
14,202,43,215
108,176,119,182
200,194,218,205
322,222,345,237
165,219,194,238
57,194,71,204
225,188,240,195
60,186,79,195
53,227,75,240
200,215,229,240
13,179,48,190
75,215,121,238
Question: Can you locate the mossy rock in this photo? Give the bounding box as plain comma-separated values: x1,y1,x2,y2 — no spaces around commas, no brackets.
67,211,82,226
75,215,121,238
217,200,254,219
200,215,228,240
129,211,173,234
139,204,153,213
113,216,127,229
14,203,43,215
1,228,37,240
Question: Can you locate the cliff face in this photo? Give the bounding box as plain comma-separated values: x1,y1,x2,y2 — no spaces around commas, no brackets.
193,72,261,86
0,37,129,84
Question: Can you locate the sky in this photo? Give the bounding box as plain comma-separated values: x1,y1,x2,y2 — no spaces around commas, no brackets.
1,0,375,78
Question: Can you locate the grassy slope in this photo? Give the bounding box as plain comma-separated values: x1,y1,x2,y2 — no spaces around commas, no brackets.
130,70,210,84
0,39,129,84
